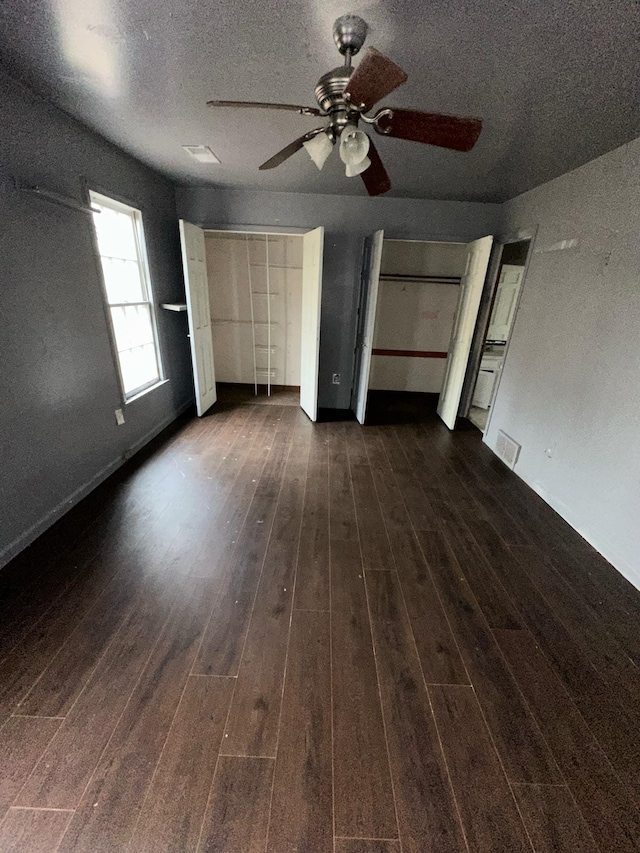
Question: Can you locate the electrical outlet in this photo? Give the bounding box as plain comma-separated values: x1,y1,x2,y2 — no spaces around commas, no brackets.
332,373,341,385
115,408,125,426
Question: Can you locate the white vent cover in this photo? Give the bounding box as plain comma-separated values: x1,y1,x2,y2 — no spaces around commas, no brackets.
182,145,221,163
495,430,521,470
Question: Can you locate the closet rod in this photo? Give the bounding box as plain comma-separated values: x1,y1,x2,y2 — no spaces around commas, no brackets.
379,274,461,284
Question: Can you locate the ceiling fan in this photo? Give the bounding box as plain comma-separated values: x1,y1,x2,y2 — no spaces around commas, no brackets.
207,15,482,196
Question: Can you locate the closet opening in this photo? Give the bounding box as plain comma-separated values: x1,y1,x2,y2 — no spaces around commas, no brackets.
368,238,466,422
179,221,323,421
352,232,494,427
460,237,532,434
205,230,304,407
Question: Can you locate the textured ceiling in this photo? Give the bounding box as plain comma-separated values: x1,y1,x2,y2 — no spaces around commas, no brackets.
1,0,639,201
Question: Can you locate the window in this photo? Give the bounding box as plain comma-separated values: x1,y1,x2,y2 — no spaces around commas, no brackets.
90,191,163,399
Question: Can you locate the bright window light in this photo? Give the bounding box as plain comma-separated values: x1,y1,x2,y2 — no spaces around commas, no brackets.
90,191,163,399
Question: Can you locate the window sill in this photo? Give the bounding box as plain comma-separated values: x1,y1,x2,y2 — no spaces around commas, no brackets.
124,378,170,406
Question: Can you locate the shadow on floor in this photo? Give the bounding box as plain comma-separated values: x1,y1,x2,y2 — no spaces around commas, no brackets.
216,383,300,407
366,391,479,429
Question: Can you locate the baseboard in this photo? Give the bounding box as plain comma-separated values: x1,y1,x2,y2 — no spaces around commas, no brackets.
0,399,193,570
484,438,640,592
526,479,640,593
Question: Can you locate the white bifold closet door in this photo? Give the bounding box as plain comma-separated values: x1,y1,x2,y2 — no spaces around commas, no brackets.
299,227,324,422
179,220,217,416
353,230,384,425
437,235,493,429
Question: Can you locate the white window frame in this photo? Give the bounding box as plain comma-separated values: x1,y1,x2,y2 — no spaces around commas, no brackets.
90,190,164,402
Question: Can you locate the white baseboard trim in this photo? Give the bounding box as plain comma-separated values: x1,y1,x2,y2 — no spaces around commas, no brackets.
525,478,640,593
484,437,640,592
0,400,193,571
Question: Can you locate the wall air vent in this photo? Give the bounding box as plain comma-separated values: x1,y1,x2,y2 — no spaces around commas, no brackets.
495,430,521,470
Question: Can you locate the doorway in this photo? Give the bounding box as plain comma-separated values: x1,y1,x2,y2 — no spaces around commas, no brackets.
179,222,324,421
205,231,304,405
464,238,531,434
352,231,494,427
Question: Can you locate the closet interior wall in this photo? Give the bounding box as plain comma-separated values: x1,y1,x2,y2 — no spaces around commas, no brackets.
204,232,304,390
370,240,468,394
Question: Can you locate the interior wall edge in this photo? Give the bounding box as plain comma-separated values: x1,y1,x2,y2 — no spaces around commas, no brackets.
0,399,193,571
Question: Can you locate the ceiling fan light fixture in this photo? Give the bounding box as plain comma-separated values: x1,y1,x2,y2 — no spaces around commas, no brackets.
345,155,371,177
303,131,334,170
339,124,370,169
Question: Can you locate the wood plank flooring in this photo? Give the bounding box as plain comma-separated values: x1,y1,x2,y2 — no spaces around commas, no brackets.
1,394,640,851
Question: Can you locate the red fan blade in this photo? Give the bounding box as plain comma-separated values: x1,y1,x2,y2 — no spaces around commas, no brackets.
207,100,321,117
375,108,482,151
361,137,391,196
344,48,408,110
258,128,326,170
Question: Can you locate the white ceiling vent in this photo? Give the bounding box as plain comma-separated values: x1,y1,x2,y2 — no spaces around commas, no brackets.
182,145,221,164
495,430,521,470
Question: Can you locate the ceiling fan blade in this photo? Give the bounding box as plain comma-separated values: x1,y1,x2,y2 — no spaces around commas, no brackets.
344,48,408,110
361,137,391,196
207,100,321,116
259,128,326,170
375,108,482,151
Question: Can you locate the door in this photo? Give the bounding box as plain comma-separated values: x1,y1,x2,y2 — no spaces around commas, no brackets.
487,264,524,341
353,230,384,424
299,227,324,421
437,235,493,429
179,220,217,416
472,367,498,408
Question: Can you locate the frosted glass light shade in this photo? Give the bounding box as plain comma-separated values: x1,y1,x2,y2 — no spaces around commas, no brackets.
339,124,370,167
303,132,333,170
345,156,371,177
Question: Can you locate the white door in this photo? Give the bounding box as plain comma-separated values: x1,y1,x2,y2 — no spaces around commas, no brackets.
472,368,498,409
487,264,524,341
354,230,384,425
299,227,324,421
179,220,217,416
437,235,493,429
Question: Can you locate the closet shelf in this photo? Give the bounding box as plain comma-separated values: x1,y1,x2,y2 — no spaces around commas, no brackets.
249,263,302,270
251,291,281,297
212,319,279,326
161,303,188,312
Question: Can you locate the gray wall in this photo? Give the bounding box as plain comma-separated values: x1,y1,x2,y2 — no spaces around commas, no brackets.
0,72,193,567
486,137,640,587
176,187,501,408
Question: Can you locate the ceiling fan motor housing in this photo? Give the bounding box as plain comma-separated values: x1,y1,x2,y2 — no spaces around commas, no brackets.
314,66,362,136
314,66,352,112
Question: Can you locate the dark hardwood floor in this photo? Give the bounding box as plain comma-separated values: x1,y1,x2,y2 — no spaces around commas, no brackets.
1,394,639,852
